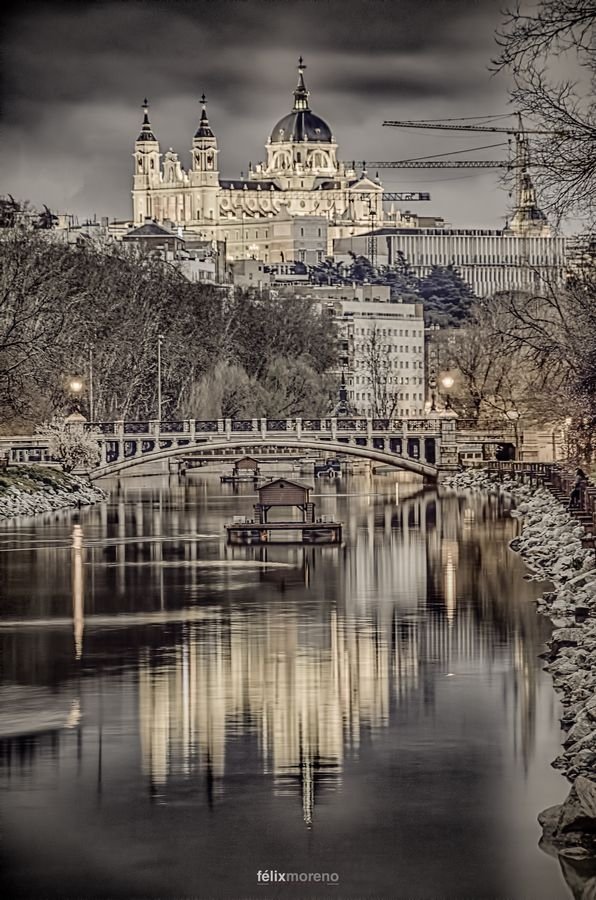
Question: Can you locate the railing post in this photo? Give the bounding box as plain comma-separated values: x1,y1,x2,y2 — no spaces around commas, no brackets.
367,418,373,442
296,417,302,439
261,417,267,439
251,418,258,434
116,420,124,461
189,419,196,442
224,418,231,440
331,417,337,440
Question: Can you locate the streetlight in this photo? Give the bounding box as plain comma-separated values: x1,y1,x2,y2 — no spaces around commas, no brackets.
440,374,454,412
87,345,94,422
65,376,86,423
157,334,164,421
69,377,84,395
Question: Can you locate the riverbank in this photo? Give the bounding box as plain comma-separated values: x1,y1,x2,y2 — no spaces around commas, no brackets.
0,466,106,519
443,469,596,870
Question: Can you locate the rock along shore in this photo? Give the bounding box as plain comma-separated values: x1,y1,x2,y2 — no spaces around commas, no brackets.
0,465,106,520
443,469,596,870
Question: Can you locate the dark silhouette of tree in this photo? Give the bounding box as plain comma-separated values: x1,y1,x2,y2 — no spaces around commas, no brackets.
417,265,475,327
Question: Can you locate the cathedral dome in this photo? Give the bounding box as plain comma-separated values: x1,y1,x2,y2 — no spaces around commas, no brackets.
270,110,332,144
270,58,333,144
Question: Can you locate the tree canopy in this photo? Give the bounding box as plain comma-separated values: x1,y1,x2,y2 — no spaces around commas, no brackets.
0,230,338,427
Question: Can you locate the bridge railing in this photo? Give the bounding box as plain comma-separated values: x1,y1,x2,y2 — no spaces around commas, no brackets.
83,416,449,437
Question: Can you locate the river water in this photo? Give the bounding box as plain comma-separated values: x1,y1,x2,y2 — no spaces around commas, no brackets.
0,473,571,899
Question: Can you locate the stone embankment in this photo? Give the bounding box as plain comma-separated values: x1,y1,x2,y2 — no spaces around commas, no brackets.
0,466,105,519
444,469,596,867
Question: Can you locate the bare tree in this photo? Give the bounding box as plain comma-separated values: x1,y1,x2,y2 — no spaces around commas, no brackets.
442,293,573,427
494,1,596,222
360,326,399,418
36,419,101,473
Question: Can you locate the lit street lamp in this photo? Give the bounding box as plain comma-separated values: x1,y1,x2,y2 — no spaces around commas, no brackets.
440,374,454,411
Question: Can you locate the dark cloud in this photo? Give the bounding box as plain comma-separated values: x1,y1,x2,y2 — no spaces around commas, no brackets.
0,0,515,226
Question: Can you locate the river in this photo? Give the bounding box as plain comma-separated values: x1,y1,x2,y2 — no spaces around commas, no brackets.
0,472,571,899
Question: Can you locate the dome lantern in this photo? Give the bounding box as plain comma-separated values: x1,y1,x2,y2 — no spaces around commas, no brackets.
269,57,333,145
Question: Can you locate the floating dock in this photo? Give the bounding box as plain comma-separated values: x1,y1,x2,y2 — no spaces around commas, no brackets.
225,520,342,545
224,477,342,545
220,455,261,484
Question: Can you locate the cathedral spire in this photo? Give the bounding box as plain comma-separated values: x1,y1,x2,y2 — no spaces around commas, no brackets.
137,98,157,142
195,93,215,139
292,57,310,112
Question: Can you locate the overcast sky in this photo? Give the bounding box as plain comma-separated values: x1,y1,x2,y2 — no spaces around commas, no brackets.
0,0,525,228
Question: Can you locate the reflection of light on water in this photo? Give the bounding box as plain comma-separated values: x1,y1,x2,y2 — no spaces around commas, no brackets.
72,524,84,659
442,540,458,626
65,698,81,728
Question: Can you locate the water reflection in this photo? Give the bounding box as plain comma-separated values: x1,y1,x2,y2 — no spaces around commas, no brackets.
0,476,569,899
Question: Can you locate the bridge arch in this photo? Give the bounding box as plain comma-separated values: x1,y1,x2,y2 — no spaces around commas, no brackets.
90,437,439,481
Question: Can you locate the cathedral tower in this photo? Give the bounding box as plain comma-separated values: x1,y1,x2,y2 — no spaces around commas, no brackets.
132,100,161,223
189,94,220,223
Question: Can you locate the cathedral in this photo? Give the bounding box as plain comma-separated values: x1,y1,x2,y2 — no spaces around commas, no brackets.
132,58,553,268
132,59,415,263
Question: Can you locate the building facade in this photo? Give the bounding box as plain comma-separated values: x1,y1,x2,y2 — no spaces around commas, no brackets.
334,226,566,298
317,287,426,418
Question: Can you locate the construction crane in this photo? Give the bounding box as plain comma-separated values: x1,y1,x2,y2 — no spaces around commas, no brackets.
373,115,565,199
370,115,565,291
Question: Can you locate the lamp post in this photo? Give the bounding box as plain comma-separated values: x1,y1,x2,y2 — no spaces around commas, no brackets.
88,345,94,422
440,374,454,412
69,376,84,413
505,409,521,459
157,334,164,422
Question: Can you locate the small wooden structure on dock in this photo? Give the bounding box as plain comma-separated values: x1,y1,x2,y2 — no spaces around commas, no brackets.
225,477,342,545
220,455,261,484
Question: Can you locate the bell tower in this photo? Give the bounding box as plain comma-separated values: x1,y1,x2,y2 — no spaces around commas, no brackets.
189,94,220,224
132,99,161,223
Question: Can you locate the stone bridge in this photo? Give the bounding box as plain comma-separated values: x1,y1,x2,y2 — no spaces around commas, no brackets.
3,416,462,481
89,416,459,480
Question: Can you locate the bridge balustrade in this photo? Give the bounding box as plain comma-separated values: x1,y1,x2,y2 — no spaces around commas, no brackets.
86,422,116,434
161,421,189,434
124,422,151,435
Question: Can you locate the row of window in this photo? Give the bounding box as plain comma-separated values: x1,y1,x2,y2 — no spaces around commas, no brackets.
353,359,424,370
354,343,424,355
350,391,424,402
352,327,422,337
352,376,424,386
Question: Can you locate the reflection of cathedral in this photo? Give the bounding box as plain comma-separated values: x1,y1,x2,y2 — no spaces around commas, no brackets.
131,59,438,263
0,489,547,829
134,492,541,824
